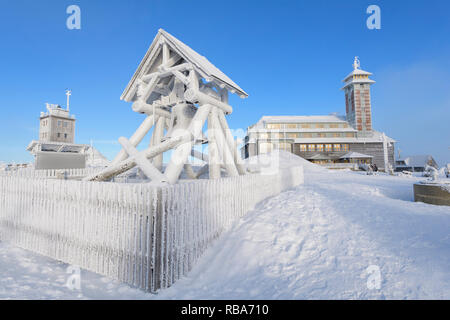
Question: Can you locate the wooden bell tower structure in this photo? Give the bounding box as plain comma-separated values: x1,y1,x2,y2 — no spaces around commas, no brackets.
85,29,248,184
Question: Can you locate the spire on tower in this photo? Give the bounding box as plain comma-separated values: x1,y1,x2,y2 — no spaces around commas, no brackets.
353,56,360,70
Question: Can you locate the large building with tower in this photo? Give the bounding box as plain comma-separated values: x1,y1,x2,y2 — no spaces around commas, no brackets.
241,58,396,171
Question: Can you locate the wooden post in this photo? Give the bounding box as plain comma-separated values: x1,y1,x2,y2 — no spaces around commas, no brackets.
183,164,197,179
217,110,246,175
210,107,239,177
152,116,165,171
164,104,212,184
208,109,221,179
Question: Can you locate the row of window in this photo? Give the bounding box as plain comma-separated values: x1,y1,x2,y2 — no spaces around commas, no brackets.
299,144,349,152
257,143,350,154
266,123,349,129
258,132,355,139
57,133,69,139
40,132,69,140
57,120,71,129
41,119,73,129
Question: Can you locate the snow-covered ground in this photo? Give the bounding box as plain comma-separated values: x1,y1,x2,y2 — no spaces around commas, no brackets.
1,154,449,299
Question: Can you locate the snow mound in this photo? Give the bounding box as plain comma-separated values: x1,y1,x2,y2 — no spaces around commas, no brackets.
245,150,326,173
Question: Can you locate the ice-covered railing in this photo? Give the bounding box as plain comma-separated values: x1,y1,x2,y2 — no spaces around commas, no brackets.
0,167,101,179
0,166,303,292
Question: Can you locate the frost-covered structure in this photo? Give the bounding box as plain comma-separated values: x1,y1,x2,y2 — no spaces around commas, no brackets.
27,91,90,170
86,29,248,184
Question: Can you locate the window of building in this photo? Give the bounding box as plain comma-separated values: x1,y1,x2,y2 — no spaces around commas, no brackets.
325,144,332,152
63,122,68,128
270,132,283,139
301,124,310,129
342,144,349,151
329,123,339,128
301,133,312,138
332,133,341,138
316,133,326,138
342,123,349,128
286,123,297,129
259,133,268,139
277,142,292,152
266,123,281,129
57,133,61,138
57,120,62,127
300,144,307,152
307,144,315,152
316,144,324,152
315,123,324,128
64,133,68,139
286,133,298,139
333,144,341,151
259,142,272,154
345,132,355,137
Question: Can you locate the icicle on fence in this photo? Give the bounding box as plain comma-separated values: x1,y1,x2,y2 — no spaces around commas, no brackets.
0,166,303,292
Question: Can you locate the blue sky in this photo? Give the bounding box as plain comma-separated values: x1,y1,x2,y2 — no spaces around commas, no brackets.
0,0,449,165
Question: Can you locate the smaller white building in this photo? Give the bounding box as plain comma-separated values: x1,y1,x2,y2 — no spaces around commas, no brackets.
395,155,438,172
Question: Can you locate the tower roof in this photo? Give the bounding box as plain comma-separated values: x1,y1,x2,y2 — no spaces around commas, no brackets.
341,57,375,90
121,29,248,102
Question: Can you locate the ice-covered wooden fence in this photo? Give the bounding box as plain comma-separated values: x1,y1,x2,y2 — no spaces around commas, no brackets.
0,166,303,292
0,167,101,179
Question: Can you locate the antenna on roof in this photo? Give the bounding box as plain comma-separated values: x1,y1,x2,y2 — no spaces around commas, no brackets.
65,89,72,112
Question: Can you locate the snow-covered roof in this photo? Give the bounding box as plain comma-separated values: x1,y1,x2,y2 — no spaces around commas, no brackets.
290,130,395,144
121,29,248,101
248,127,357,133
397,155,437,167
245,130,395,145
27,140,89,154
339,151,373,159
342,68,373,82
259,115,348,123
306,153,333,160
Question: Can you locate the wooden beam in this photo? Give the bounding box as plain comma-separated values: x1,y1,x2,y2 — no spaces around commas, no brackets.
165,52,182,68
184,88,233,114
142,63,190,82
111,115,157,165
118,137,167,183
132,101,172,118
162,42,169,65
194,164,209,179
84,134,184,182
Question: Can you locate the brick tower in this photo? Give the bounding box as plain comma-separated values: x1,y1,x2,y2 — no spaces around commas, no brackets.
341,57,375,135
